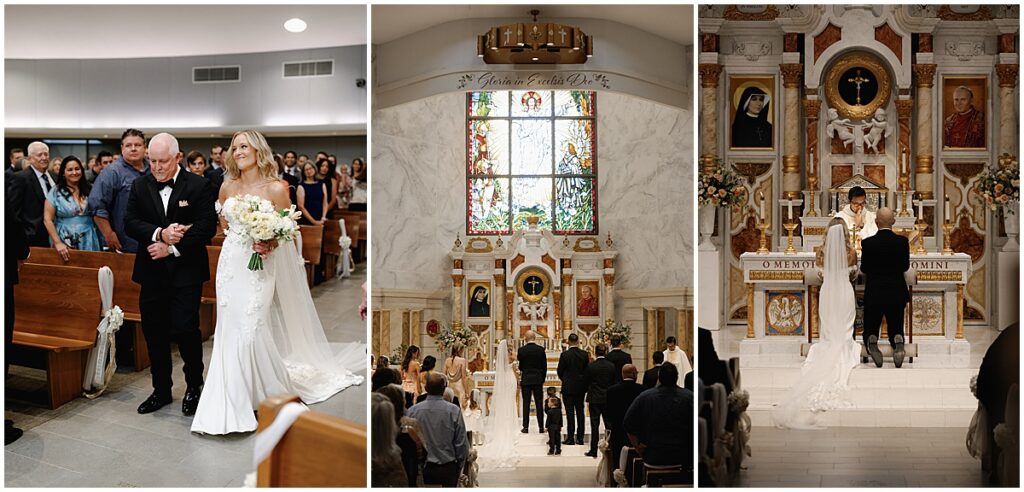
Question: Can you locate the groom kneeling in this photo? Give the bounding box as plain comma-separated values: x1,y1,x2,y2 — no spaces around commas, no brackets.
860,207,910,368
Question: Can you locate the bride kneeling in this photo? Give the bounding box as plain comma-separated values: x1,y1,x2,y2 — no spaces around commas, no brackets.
191,130,363,435
771,220,860,429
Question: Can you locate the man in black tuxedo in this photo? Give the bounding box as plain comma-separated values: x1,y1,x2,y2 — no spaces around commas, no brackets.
517,330,547,433
642,351,664,389
275,153,300,205
557,332,589,445
124,133,217,415
860,207,910,368
8,141,55,247
584,343,617,457
606,364,645,470
605,334,632,383
5,196,30,445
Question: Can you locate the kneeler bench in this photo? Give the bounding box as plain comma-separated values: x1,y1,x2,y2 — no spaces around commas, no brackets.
11,264,102,409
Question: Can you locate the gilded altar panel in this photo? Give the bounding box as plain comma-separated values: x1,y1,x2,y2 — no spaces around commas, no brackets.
967,266,987,320
765,290,805,336
911,292,945,336
729,265,745,309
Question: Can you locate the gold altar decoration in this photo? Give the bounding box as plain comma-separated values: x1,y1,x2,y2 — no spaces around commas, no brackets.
824,51,893,120
515,267,551,303
477,10,591,64
749,271,804,281
746,284,755,338
918,271,963,282
956,285,964,339
942,223,954,254
914,221,929,254
757,223,770,254
783,222,798,254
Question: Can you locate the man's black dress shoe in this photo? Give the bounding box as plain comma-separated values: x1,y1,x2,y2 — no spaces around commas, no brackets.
521,427,529,434
5,420,23,445
137,393,173,414
576,436,585,445
182,386,203,416
585,450,598,458
893,334,906,369
866,335,883,368
563,437,575,445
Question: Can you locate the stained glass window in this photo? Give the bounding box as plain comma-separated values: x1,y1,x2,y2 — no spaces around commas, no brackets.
467,90,597,235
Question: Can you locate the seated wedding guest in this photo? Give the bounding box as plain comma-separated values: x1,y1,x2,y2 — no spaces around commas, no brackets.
9,141,55,246
643,351,664,389
976,323,1019,485
698,328,733,394
378,384,423,488
373,357,403,391
86,151,114,183
607,364,645,469
406,372,468,487
43,156,103,256
88,128,150,252
317,158,339,214
371,393,409,487
624,364,692,471
186,151,208,176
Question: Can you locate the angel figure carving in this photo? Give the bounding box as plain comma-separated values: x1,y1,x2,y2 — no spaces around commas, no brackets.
826,107,855,150
518,296,549,321
863,108,892,154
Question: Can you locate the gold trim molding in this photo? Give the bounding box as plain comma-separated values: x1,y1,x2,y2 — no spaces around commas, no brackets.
515,267,551,303
919,271,963,282
749,270,804,281
699,64,723,88
824,51,893,120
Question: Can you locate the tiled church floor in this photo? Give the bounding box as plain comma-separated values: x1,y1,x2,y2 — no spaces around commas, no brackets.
4,266,368,487
476,428,603,486
734,426,985,487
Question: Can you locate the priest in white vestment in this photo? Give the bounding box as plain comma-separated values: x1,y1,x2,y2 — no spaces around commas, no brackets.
663,336,691,388
835,186,878,240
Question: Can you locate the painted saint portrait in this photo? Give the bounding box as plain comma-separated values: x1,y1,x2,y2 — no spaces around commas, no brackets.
467,282,490,318
576,281,600,318
729,76,774,149
942,77,987,149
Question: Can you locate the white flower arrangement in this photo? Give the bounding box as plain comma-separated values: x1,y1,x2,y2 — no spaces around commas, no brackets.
436,323,473,353
222,195,303,271
594,319,632,348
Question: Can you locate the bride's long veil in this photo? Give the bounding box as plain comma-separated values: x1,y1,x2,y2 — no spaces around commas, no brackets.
771,224,860,429
266,240,365,403
477,339,520,470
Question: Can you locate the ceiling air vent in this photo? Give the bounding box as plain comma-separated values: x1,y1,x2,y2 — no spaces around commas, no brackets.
192,65,241,84
283,60,334,78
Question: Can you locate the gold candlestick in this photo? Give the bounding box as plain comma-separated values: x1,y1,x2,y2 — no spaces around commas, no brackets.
784,222,798,254
898,175,911,217
942,222,953,254
806,176,819,217
757,222,771,254
914,221,929,254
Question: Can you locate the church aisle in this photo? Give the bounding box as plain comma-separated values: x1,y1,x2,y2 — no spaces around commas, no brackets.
4,267,367,487
477,423,602,486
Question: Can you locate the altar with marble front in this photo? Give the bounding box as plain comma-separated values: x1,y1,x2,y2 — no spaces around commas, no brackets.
739,249,972,367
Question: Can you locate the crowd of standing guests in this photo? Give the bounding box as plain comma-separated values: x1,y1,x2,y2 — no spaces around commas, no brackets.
5,133,366,258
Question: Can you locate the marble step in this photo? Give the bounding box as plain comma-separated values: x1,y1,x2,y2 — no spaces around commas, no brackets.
735,337,972,368
746,406,976,428
740,366,977,390
745,385,977,410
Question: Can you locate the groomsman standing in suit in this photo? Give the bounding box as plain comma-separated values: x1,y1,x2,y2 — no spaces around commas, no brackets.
584,343,617,457
605,334,632,383
8,141,55,247
125,133,217,415
860,207,910,368
557,332,589,445
642,351,664,389
517,330,547,433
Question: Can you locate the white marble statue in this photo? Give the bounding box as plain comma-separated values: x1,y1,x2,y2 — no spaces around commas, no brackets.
863,108,892,154
826,107,855,150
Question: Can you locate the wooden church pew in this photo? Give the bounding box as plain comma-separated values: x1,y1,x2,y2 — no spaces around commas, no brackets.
299,225,324,288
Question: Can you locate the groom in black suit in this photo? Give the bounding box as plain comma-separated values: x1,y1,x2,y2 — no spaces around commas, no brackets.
557,332,589,445
517,330,547,433
860,207,910,368
125,133,217,415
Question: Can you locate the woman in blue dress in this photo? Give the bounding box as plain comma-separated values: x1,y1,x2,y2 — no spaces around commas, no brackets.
297,161,327,283
43,155,103,258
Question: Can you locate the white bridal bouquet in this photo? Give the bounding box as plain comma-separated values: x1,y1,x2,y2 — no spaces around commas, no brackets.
223,194,303,271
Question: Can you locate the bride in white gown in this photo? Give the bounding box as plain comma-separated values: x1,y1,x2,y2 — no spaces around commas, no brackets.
191,130,364,435
475,339,520,470
771,223,861,429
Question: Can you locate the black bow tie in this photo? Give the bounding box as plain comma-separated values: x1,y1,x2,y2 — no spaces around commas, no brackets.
157,179,176,190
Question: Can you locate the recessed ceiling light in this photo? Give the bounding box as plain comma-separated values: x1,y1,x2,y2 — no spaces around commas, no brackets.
284,18,307,33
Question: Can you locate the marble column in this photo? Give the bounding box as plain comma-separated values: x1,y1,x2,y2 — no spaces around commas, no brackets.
895,99,914,198
699,64,723,173
493,273,505,327
913,64,937,199
604,273,616,322
780,63,803,199
645,308,658,364
996,64,1019,161
451,274,464,326
803,98,822,215
410,310,422,349
552,289,562,339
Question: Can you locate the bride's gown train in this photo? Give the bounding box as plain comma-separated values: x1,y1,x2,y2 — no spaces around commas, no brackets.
475,339,520,471
191,196,364,435
771,225,861,429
